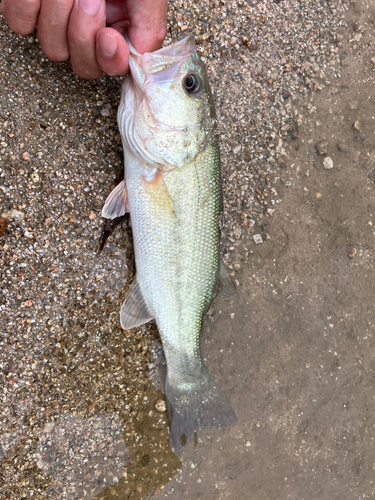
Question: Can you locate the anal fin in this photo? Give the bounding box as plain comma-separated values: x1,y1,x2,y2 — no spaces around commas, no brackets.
120,279,154,330
217,259,236,298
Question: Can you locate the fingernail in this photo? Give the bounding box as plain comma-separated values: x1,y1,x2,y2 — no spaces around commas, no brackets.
99,33,118,57
78,0,101,15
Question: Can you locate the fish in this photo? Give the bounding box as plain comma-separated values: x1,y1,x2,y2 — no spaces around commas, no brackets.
102,35,236,451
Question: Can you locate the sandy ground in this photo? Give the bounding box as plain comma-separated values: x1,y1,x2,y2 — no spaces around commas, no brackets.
1,0,375,499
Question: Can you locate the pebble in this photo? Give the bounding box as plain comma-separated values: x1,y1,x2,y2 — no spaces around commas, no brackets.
353,121,360,131
347,247,357,259
30,171,40,182
88,210,97,220
253,234,263,245
100,108,111,117
22,151,31,161
323,157,334,170
233,145,241,155
316,140,328,155
0,217,9,235
1,209,25,221
155,399,166,412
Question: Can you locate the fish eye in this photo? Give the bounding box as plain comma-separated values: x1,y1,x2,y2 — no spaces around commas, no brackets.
183,73,204,95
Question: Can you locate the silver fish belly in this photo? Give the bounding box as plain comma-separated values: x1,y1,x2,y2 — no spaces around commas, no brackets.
102,35,236,451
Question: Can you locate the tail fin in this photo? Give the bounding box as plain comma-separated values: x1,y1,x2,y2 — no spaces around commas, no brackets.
165,369,237,453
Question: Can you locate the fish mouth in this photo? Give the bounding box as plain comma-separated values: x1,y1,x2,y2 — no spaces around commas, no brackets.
127,35,196,74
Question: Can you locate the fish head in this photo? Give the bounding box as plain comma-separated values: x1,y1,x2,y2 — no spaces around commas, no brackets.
119,35,216,170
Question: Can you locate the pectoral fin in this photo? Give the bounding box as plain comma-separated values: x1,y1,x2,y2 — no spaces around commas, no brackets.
120,279,154,330
142,170,175,215
102,180,130,219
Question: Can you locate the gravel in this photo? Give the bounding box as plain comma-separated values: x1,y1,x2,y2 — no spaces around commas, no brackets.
323,156,334,169
0,0,352,498
316,140,328,155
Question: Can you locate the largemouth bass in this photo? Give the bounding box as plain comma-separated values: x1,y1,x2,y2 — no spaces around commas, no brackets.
102,35,236,451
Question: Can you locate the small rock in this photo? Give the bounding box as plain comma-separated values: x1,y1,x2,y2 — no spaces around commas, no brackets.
100,108,110,117
242,37,251,47
22,300,33,307
337,141,348,152
353,121,360,131
0,217,9,235
22,151,31,161
284,62,293,72
347,247,357,259
229,37,237,46
316,140,328,155
1,209,25,221
316,193,322,198
253,234,263,245
30,171,39,183
323,157,334,170
155,399,166,412
233,145,241,155
88,211,97,220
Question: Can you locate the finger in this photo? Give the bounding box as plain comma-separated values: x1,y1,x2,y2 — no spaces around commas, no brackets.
37,0,74,61
96,27,129,77
106,0,168,54
1,0,40,35
67,0,106,79
127,0,168,54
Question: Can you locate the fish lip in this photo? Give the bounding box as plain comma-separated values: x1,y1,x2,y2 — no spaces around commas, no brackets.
126,34,197,78
126,34,196,60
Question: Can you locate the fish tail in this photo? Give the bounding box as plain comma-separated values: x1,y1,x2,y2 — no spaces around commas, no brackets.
165,367,236,453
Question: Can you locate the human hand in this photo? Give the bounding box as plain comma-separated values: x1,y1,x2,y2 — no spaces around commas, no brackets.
1,0,168,79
